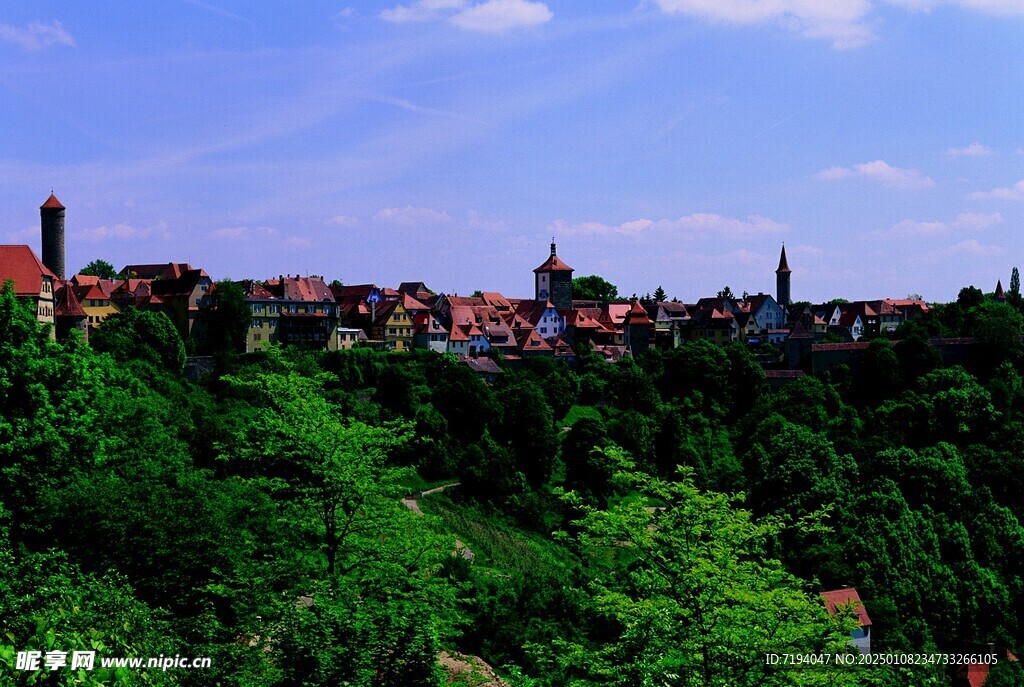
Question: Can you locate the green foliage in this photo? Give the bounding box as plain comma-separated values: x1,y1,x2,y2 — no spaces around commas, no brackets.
78,258,119,279
91,307,185,373
203,279,250,355
572,275,618,302
559,470,862,686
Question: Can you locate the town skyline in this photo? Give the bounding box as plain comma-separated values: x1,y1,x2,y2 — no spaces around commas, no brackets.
2,2,1023,302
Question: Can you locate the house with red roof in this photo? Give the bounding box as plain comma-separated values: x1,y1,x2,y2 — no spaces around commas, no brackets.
0,245,57,334
413,311,449,353
54,283,88,341
821,587,872,654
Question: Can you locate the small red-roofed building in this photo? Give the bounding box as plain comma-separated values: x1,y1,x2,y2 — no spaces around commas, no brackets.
54,282,88,341
952,645,1018,687
447,323,470,356
0,245,57,334
821,588,871,654
413,311,449,353
622,301,654,356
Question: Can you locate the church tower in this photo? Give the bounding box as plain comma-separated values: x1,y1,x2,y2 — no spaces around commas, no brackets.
776,244,791,309
533,239,574,311
40,193,66,280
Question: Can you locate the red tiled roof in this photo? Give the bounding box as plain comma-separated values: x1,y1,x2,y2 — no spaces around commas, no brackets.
40,193,65,210
812,342,871,352
54,284,86,318
533,249,574,273
765,370,805,379
623,301,654,325
821,588,871,627
0,245,56,296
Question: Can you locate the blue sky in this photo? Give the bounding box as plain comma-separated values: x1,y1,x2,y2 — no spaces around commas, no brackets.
2,0,1023,302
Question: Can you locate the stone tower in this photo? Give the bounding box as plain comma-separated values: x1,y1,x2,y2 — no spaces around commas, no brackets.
533,239,574,311
776,244,791,309
40,193,66,280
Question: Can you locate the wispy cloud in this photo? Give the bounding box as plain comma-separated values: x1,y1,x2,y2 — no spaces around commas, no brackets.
946,142,994,157
817,159,935,189
211,226,278,240
381,0,466,23
450,0,553,32
968,179,1024,200
381,0,552,32
0,20,75,51
285,237,313,249
326,215,360,227
182,0,248,22
373,206,452,226
550,213,787,237
78,221,169,243
927,239,1005,259
881,211,1003,236
652,0,875,49
885,0,1024,16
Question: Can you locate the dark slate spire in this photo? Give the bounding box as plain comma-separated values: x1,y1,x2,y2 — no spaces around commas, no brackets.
776,244,791,274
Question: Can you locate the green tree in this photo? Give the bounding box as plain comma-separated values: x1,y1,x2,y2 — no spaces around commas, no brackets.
717,285,735,299
573,275,618,302
91,307,185,372
653,285,667,302
203,279,250,355
1008,267,1022,309
78,258,118,279
558,470,863,687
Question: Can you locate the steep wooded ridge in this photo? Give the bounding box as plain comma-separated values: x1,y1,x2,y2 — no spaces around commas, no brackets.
1,282,1023,686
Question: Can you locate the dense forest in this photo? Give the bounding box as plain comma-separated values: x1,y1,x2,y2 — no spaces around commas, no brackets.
2,280,1024,686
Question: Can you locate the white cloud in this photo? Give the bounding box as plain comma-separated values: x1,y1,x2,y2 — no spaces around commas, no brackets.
78,224,146,243
653,0,876,49
381,0,552,32
946,142,994,157
883,211,1002,236
285,237,313,249
212,227,245,239
212,226,278,240
927,239,1005,258
326,214,359,227
381,0,466,23
373,206,452,226
0,20,75,51
968,179,1024,200
450,0,553,32
816,159,935,189
551,213,787,237
884,0,1024,16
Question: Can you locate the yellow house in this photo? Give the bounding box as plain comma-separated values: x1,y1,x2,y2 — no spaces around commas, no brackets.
74,282,121,328
371,300,413,351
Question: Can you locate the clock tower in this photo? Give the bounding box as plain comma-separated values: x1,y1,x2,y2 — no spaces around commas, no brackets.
533,239,574,311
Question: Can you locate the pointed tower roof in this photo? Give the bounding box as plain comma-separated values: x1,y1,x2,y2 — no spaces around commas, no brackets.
55,283,87,318
533,239,574,273
776,245,791,274
40,193,65,210
623,300,653,325
995,280,1006,300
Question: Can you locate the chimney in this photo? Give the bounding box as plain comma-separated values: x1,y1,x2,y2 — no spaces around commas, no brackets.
40,193,66,279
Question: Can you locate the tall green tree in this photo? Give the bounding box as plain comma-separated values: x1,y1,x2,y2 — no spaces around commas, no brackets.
91,307,185,372
559,470,863,687
573,275,618,302
203,279,250,355
78,258,118,279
